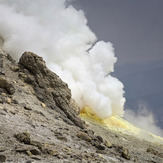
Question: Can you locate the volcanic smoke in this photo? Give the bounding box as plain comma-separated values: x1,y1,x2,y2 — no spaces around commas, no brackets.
0,0,125,119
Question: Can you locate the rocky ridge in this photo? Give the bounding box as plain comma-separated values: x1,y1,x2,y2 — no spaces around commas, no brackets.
0,49,162,163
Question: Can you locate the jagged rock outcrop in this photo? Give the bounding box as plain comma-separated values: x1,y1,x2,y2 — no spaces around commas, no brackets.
0,49,163,163
19,51,85,129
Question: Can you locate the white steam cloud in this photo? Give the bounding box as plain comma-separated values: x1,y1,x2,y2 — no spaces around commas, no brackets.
0,0,125,119
125,102,163,137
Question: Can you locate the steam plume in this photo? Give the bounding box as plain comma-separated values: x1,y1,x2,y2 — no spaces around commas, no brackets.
125,103,163,137
0,0,125,119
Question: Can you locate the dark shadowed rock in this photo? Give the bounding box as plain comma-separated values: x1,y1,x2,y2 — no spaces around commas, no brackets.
30,149,41,155
16,146,41,156
0,155,6,162
121,148,130,160
77,131,92,142
104,141,112,148
94,144,105,150
26,160,33,163
15,132,31,144
147,147,163,158
0,77,15,95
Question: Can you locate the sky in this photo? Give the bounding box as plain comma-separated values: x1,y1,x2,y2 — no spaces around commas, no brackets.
72,0,163,66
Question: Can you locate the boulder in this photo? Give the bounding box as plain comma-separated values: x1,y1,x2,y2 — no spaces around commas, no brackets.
19,52,86,129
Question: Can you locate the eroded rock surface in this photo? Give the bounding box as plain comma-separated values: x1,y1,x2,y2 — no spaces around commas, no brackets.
19,52,85,129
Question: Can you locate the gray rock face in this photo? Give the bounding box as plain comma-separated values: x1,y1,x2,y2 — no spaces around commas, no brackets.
0,49,162,163
19,51,85,129
0,76,15,95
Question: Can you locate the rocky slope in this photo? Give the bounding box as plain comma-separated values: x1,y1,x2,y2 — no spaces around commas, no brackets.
0,49,162,163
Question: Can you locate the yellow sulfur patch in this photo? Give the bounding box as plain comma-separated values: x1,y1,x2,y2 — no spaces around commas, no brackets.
80,106,163,145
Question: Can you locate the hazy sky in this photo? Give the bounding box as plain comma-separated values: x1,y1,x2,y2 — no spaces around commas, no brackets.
72,0,163,66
